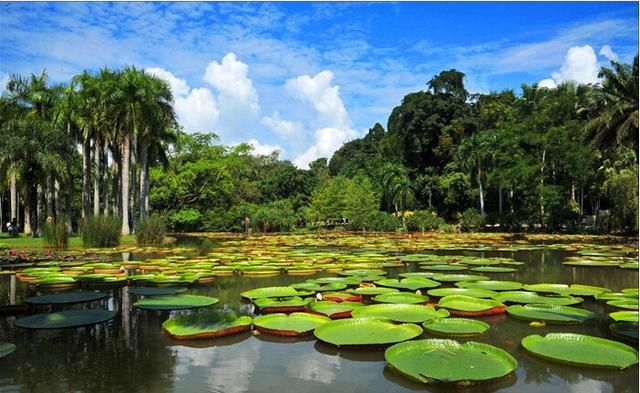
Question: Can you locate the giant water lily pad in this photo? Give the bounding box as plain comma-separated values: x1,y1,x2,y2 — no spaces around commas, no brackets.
522,283,609,297
314,317,422,346
470,266,517,273
240,287,313,300
507,304,594,323
607,299,639,310
0,342,16,359
129,287,188,296
347,287,399,296
432,274,488,283
254,297,313,313
162,312,252,339
134,295,219,310
253,312,330,336
427,288,498,299
457,280,522,291
374,277,440,290
16,309,116,329
352,304,449,323
610,311,639,322
421,264,468,271
422,318,489,337
25,291,106,304
373,292,429,304
306,301,363,319
521,333,638,369
385,339,517,385
610,322,639,342
438,295,505,316
290,282,347,292
493,291,583,306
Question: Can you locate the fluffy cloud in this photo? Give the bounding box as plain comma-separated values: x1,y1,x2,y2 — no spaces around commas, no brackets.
146,68,219,134
538,45,602,88
261,111,303,137
599,45,618,61
0,73,8,95
246,138,283,156
204,53,259,113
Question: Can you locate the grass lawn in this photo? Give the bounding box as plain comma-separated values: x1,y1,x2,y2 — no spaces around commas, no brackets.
0,233,136,250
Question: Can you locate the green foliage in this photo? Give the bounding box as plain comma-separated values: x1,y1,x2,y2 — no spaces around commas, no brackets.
460,208,485,232
309,176,379,224
80,215,120,247
354,211,399,232
252,200,297,233
135,214,167,246
169,208,202,232
42,219,69,249
603,160,639,233
406,210,446,232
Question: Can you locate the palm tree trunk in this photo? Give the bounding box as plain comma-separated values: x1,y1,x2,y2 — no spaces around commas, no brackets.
121,134,131,235
10,172,17,221
54,179,61,219
112,148,121,217
24,184,32,235
82,138,91,219
102,140,109,216
46,175,54,218
477,165,485,216
139,141,149,219
93,139,100,216
129,133,137,232
36,184,44,236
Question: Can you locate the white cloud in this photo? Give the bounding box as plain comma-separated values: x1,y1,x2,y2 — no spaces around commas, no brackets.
0,73,8,95
261,111,303,137
246,138,283,156
293,127,358,168
599,45,618,61
146,67,190,97
538,45,601,88
204,52,259,113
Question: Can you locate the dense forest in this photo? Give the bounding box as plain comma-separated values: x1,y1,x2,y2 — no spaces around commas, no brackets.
0,56,637,236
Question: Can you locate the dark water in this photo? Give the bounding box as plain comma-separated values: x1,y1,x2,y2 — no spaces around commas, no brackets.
0,244,638,393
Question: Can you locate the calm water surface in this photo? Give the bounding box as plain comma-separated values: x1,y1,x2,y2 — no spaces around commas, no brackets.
0,241,637,393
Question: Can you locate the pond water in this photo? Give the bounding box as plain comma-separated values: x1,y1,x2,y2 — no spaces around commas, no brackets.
0,236,637,393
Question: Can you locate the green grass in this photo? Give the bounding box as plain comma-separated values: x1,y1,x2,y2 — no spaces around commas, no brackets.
0,233,135,250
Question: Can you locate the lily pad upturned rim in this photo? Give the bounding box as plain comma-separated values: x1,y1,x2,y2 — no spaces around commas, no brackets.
385,339,518,385
427,288,498,299
314,317,423,347
15,309,116,329
133,294,219,310
128,287,188,296
253,312,330,336
306,301,363,319
352,304,449,323
372,292,429,304
521,333,639,369
240,286,314,300
422,318,490,337
506,304,594,324
162,313,253,340
438,295,505,312
25,291,106,305
609,311,639,322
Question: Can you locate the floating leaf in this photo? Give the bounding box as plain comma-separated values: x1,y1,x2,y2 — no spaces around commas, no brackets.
507,304,594,324
162,312,252,339
134,295,219,310
373,292,429,304
374,277,440,290
314,317,422,346
422,318,489,337
0,342,16,359
609,311,639,322
457,280,522,291
253,312,329,336
352,304,448,323
493,291,583,306
306,301,362,319
16,309,115,329
427,288,498,299
240,286,313,300
25,291,106,304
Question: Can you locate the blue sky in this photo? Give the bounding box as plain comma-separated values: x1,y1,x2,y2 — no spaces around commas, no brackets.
1,2,637,167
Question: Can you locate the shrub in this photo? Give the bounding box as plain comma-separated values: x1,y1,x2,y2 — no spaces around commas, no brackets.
406,210,446,232
42,219,69,249
80,215,120,247
252,200,297,233
169,208,202,232
438,223,458,233
355,211,399,232
136,214,167,246
460,208,485,232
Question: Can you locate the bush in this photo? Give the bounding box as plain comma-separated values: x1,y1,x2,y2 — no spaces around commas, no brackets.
460,208,485,232
136,214,166,246
42,219,69,249
353,211,399,232
169,208,202,232
252,200,297,233
438,223,458,233
406,210,446,232
80,215,120,247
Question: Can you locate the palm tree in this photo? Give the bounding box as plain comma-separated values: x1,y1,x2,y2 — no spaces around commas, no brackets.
457,131,493,216
381,163,414,227
585,54,638,150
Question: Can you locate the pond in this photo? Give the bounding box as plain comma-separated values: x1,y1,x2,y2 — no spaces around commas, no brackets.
0,233,637,393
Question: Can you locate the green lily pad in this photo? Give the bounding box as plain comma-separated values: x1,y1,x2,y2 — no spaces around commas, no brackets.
432,274,488,282
338,269,386,276
0,342,16,359
290,282,347,292
322,292,362,302
347,287,399,296
620,263,640,269
25,291,106,304
507,304,594,323
470,266,517,273
595,292,635,301
610,311,639,322
521,333,639,369
420,264,468,271
254,296,313,311
438,295,505,314
162,312,252,339
610,322,639,342
457,280,522,291
240,286,313,300
374,277,440,290
385,339,517,385
373,292,429,304
623,288,639,296
253,312,330,336
306,301,363,319
398,272,437,278
427,288,498,299
493,291,583,306
522,283,609,297
352,304,449,323
129,287,188,296
422,318,490,337
133,295,219,310
314,317,422,346
607,299,639,310
16,309,116,329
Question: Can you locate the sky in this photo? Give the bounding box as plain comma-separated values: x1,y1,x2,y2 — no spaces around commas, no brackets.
1,2,637,168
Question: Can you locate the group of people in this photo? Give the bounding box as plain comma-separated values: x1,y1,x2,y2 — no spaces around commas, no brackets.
5,218,19,237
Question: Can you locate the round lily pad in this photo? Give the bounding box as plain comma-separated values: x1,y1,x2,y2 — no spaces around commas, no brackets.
522,283,609,297
347,287,399,296
420,264,468,271
16,309,116,329
607,299,639,310
432,274,488,282
507,304,594,324
290,282,347,292
254,297,313,313
438,295,506,316
352,304,449,323
373,292,429,304
457,280,522,291
314,317,422,347
339,269,386,276
129,287,188,296
610,322,639,342
470,266,517,273
322,292,362,302
385,339,517,385
427,288,498,299
0,342,16,359
493,291,583,306
610,311,639,322
253,312,330,336
240,286,313,300
25,291,106,305
306,301,363,319
162,312,252,339
374,277,440,290
422,318,490,337
522,333,639,369
133,295,219,310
